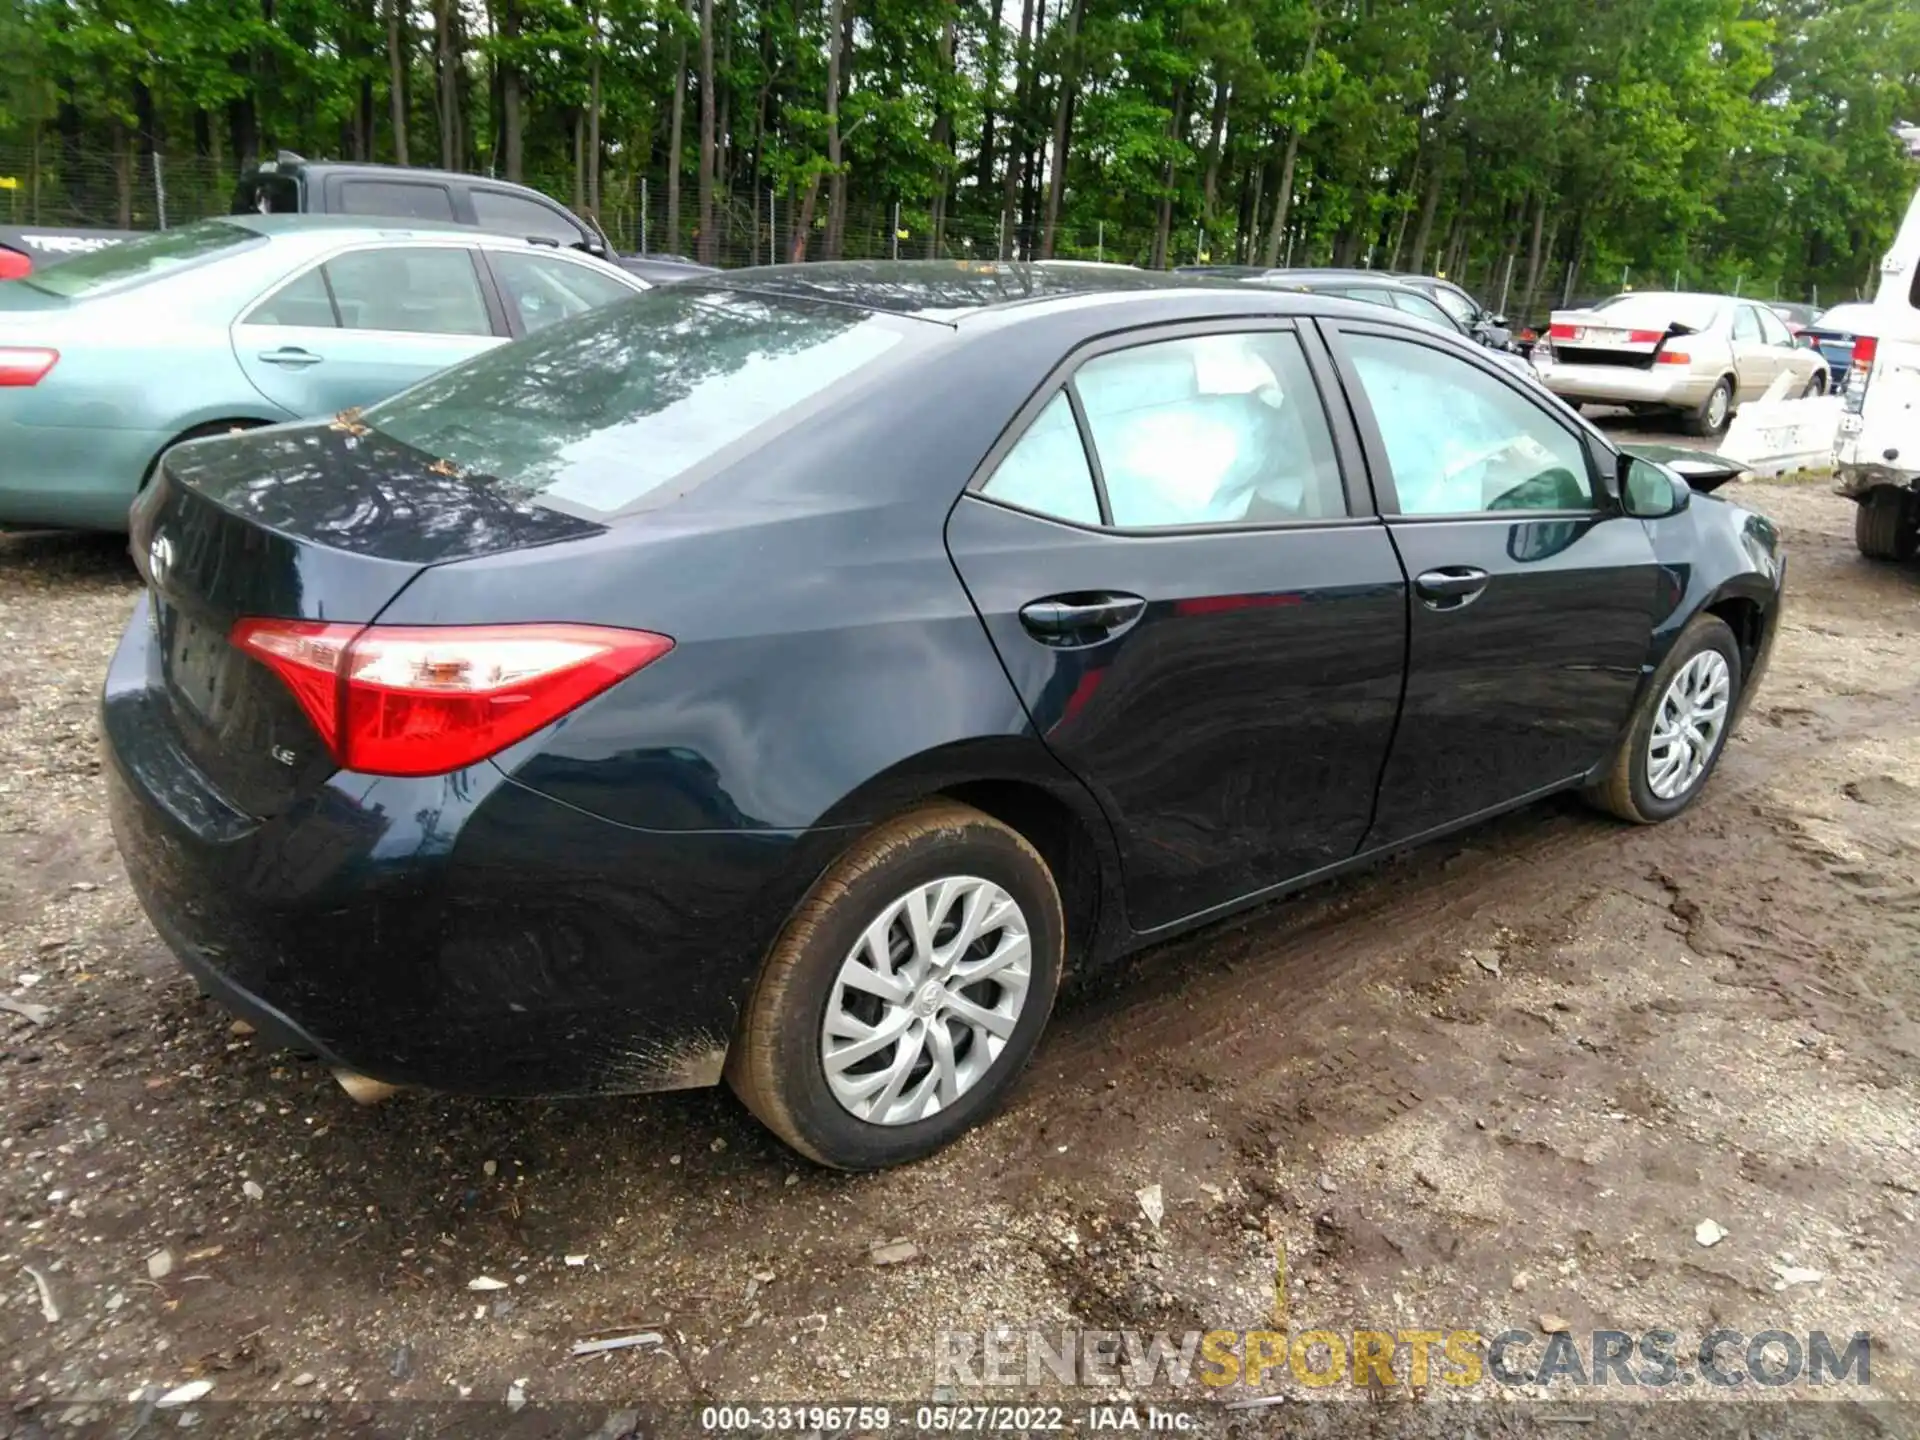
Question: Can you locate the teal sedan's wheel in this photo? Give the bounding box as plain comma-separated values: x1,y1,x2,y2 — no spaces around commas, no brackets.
142,420,263,489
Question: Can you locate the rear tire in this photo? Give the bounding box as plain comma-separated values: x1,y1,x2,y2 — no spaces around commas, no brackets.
1585,615,1743,824
727,801,1064,1170
1854,488,1919,563
1800,368,1828,399
1684,377,1734,438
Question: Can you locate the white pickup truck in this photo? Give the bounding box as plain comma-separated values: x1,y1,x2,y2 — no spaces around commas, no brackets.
1837,133,1920,560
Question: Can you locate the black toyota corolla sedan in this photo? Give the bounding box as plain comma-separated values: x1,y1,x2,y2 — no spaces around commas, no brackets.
105,262,1783,1169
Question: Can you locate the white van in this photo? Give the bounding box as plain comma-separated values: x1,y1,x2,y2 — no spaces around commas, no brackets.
1837,142,1920,560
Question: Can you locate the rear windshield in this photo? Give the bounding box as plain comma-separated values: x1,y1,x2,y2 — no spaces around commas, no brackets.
23,220,257,298
1590,293,1723,331
363,288,915,516
1811,303,1877,334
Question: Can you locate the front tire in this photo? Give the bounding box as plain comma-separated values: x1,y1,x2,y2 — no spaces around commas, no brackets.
727,802,1064,1169
1585,616,1743,824
1854,488,1919,562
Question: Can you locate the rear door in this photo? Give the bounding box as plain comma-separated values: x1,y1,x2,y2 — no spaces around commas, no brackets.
1323,319,1660,847
233,244,508,417
945,321,1409,933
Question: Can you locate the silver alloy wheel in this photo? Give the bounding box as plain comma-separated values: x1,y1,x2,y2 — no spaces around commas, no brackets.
820,876,1032,1126
1705,383,1731,432
1647,649,1732,800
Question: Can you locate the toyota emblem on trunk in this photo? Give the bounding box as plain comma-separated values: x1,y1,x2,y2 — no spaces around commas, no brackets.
147,532,174,589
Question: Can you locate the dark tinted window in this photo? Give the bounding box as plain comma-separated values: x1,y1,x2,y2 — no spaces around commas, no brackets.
337,179,457,221
363,289,912,516
233,173,302,215
247,266,338,327
22,220,256,298
472,190,586,246
324,247,490,335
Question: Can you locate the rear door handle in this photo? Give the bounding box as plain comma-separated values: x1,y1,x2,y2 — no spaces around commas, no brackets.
1019,593,1146,645
1414,566,1491,609
258,347,322,368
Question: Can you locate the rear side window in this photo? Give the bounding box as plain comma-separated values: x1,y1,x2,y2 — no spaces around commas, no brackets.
1076,332,1346,526
981,393,1101,525
22,221,256,298
324,247,490,335
1731,306,1764,341
472,190,586,247
363,289,911,516
248,266,337,327
337,179,457,222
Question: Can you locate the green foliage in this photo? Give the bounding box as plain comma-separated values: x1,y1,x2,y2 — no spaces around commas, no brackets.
0,0,1915,300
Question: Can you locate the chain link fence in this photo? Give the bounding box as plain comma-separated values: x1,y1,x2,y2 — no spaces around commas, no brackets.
0,141,1833,314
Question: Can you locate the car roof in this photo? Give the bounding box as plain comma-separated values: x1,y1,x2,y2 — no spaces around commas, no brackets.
689,260,1248,323
221,212,484,240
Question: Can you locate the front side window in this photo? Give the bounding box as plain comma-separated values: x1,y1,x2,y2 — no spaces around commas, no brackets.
1387,289,1459,330
1346,333,1595,515
488,250,635,334
472,190,587,247
323,247,491,336
337,179,457,221
980,392,1101,525
1075,331,1346,526
1426,286,1479,327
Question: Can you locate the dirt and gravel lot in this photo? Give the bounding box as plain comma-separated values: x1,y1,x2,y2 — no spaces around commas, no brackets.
1,463,1916,1435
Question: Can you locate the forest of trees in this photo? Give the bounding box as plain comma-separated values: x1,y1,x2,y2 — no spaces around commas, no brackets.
1,0,1917,315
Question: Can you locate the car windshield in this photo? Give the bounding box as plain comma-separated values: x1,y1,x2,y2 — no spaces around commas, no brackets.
22,220,257,298
1810,304,1877,334
1591,293,1723,331
363,287,914,517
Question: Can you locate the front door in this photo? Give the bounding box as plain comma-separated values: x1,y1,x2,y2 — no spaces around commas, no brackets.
233,244,506,418
946,323,1408,932
1324,320,1661,848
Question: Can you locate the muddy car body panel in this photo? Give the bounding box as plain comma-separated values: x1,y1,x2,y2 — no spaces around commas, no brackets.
104,263,1786,1100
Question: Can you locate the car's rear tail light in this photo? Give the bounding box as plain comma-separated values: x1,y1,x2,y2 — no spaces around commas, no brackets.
231,619,674,777
1625,330,1665,345
0,347,58,387
1851,335,1878,368
1655,350,1691,365
1548,323,1577,340
0,250,30,281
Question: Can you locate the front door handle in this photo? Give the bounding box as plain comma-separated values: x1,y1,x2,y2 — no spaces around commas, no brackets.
1019,593,1146,646
258,347,322,368
1414,566,1491,609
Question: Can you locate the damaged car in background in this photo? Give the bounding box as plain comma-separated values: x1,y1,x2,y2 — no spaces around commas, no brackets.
1538,291,1827,437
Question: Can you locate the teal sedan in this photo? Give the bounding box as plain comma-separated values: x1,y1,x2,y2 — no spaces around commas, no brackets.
0,215,646,530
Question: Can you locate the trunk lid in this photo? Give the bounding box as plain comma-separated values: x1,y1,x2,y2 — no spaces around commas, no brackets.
1547,308,1687,369
129,420,604,817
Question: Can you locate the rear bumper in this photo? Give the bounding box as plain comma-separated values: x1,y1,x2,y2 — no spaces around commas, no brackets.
103,598,848,1097
1541,364,1716,410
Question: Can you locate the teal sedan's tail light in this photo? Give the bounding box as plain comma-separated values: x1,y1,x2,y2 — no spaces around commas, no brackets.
231,619,674,777
0,348,57,387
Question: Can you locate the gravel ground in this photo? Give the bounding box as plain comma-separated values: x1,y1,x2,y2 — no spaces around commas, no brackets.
1,473,1917,1437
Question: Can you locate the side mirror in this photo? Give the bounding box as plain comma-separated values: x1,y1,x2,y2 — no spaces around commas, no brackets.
1620,455,1691,518
1489,314,1509,328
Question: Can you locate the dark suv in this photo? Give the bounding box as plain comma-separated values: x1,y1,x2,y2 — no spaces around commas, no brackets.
232,153,710,284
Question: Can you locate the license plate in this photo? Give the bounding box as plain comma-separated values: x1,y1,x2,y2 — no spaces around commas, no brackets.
1582,327,1628,345
162,605,229,722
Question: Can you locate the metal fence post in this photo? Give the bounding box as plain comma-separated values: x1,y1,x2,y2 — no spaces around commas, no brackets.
640,179,648,253
769,188,776,265
152,152,168,230
1097,221,1104,263
891,200,899,260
